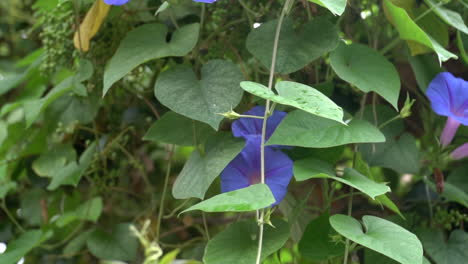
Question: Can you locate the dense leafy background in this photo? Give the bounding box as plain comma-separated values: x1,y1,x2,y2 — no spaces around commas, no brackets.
1,0,468,263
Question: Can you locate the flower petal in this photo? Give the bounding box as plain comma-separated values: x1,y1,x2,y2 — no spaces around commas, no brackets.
264,147,294,205
232,106,287,141
426,72,468,125
220,139,293,206
103,0,129,5
440,117,461,147
451,143,468,160
193,0,217,3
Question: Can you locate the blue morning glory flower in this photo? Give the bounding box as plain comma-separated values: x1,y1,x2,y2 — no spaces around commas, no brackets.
426,72,468,146
103,0,216,5
221,106,293,206
104,0,129,5
231,106,287,142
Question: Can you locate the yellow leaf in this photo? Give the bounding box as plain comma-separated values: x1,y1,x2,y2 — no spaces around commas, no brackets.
159,249,180,264
73,0,110,52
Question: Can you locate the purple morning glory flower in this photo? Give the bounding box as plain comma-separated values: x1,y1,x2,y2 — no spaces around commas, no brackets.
104,0,129,5
451,143,468,160
232,106,287,142
426,72,468,146
103,0,216,5
221,106,293,206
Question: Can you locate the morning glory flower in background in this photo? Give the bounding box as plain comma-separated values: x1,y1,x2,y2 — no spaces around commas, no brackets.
104,0,129,5
426,72,468,147
193,0,218,2
451,143,468,160
221,106,293,206
103,0,216,5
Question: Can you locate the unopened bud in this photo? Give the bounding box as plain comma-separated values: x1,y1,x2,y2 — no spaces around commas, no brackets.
400,94,415,118
219,110,241,120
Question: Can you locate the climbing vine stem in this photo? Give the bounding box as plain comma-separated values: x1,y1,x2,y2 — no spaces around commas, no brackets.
255,1,294,264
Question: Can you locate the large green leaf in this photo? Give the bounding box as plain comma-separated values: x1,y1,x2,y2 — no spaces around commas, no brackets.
424,0,468,35
268,110,384,148
330,215,423,264
361,133,420,174
408,54,442,92
440,182,468,207
63,229,94,256
54,197,103,227
20,189,45,226
172,133,244,199
181,184,275,214
278,194,314,243
0,49,43,97
330,43,401,109
0,230,49,264
383,0,457,63
0,121,7,146
143,111,216,146
446,164,468,193
47,142,97,190
246,17,339,74
0,182,16,200
87,223,138,262
365,250,431,264
203,219,290,264
22,77,74,127
103,23,199,95
419,229,468,264
294,160,390,199
307,0,346,15
298,213,344,261
360,105,420,174
457,31,468,64
154,60,244,129
241,82,344,124
32,144,76,177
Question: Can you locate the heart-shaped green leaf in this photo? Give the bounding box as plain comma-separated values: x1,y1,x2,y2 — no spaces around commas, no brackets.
155,60,244,130
424,0,468,35
365,250,431,264
47,142,97,190
0,230,50,264
172,133,245,199
246,17,339,74
294,160,390,199
32,144,76,177
419,229,468,264
361,133,420,174
268,110,384,148
103,23,199,95
143,111,216,146
203,219,289,264
299,213,344,261
307,0,347,15
330,214,423,264
181,184,275,214
383,0,457,63
86,223,138,262
330,43,401,110
241,82,344,124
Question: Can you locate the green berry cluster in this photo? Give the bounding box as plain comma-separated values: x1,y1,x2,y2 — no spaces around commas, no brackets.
37,0,76,75
434,207,468,230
